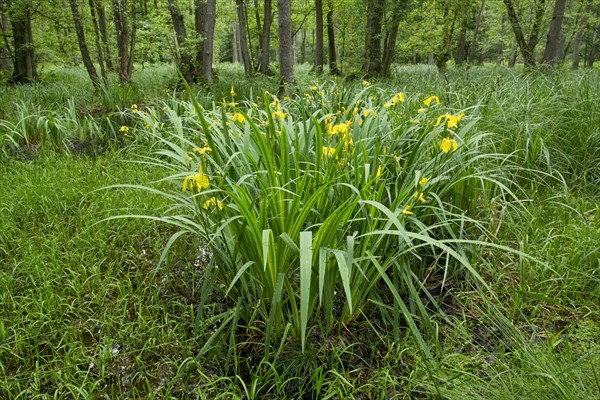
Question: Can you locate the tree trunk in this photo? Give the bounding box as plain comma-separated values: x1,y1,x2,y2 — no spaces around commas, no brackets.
127,0,136,78
456,17,468,65
468,0,486,64
381,7,402,77
232,23,240,63
0,10,12,71
542,0,567,67
586,24,600,68
277,0,294,91
88,0,108,83
326,2,339,75
260,0,272,74
10,10,37,84
167,0,196,81
503,0,540,68
363,0,384,75
436,2,457,73
572,0,591,69
497,12,506,65
96,1,113,70
300,29,306,64
69,0,100,86
315,0,324,73
113,0,131,82
235,0,253,74
194,0,206,71
202,0,216,82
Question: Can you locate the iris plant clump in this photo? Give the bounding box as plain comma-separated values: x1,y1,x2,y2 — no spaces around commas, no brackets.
121,80,523,365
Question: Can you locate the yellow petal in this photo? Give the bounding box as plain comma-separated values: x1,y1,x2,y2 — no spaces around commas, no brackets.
451,139,458,152
402,205,414,215
440,138,452,154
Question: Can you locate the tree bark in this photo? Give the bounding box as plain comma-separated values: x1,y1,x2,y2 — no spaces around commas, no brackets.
586,23,600,68
503,0,542,68
456,17,468,65
326,2,339,75
497,12,507,65
113,0,131,82
277,0,294,91
10,9,36,83
381,6,403,77
571,0,591,69
468,0,486,64
194,0,206,71
96,1,113,70
88,0,108,83
235,0,253,74
260,0,272,74
202,0,216,82
127,0,136,78
363,0,384,75
0,10,12,71
315,0,324,73
435,1,458,73
69,0,100,86
167,0,197,81
542,0,567,67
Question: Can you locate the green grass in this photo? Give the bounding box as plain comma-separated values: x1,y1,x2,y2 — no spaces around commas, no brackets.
0,64,598,399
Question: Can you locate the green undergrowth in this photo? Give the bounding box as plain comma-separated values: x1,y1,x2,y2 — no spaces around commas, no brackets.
0,65,598,399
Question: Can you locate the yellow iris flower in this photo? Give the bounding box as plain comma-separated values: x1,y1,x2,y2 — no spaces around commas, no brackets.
322,146,336,157
413,191,426,203
193,146,212,155
402,205,414,215
440,138,459,154
232,113,246,123
183,168,210,192
424,96,440,107
435,113,459,129
203,197,224,211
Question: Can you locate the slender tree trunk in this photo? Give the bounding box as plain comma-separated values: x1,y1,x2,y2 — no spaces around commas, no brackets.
127,0,136,78
96,1,113,70
232,24,240,63
300,29,306,64
113,0,131,82
260,0,272,74
468,0,486,64
69,0,101,86
326,2,339,75
277,0,294,92
10,10,37,83
497,13,506,65
315,0,324,73
235,0,253,74
586,24,600,68
542,0,567,67
572,0,591,69
167,0,197,81
194,0,206,71
0,10,12,71
503,0,540,68
456,17,468,65
436,2,458,73
363,0,384,75
381,8,402,77
88,0,107,83
202,0,216,82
